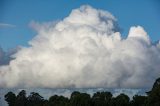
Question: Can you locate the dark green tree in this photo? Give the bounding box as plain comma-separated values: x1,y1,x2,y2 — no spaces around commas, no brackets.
92,91,112,106
14,90,27,106
130,95,147,106
111,93,130,106
146,78,160,106
4,92,16,106
49,95,69,106
70,91,91,106
42,100,50,106
152,77,160,90
27,92,44,106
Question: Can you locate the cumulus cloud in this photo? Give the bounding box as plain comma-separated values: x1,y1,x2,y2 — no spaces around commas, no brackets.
0,5,160,88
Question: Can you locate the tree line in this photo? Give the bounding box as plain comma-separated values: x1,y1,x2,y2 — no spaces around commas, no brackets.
4,77,160,106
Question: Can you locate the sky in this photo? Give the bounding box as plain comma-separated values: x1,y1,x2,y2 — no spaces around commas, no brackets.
0,0,160,51
0,1,160,89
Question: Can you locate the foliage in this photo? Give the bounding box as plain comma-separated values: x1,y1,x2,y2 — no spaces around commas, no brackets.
4,77,160,106
5,92,16,106
146,79,160,106
92,91,112,106
112,93,130,106
49,95,69,106
70,91,91,106
130,95,147,106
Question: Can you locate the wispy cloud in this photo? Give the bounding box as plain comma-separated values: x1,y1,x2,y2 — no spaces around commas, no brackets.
0,23,16,28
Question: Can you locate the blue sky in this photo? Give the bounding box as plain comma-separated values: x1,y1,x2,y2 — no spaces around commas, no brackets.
0,0,160,51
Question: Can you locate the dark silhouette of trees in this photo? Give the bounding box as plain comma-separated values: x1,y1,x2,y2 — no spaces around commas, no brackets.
111,93,130,106
5,92,16,106
152,77,160,90
92,91,112,106
5,90,46,106
146,78,160,106
70,91,91,106
27,92,45,106
130,95,147,106
4,77,160,106
14,90,27,106
49,95,69,106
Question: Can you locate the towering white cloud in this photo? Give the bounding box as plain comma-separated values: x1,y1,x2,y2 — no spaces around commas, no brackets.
0,5,160,88
128,26,150,43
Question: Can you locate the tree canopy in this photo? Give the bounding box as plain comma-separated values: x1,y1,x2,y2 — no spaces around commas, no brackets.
4,77,160,106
